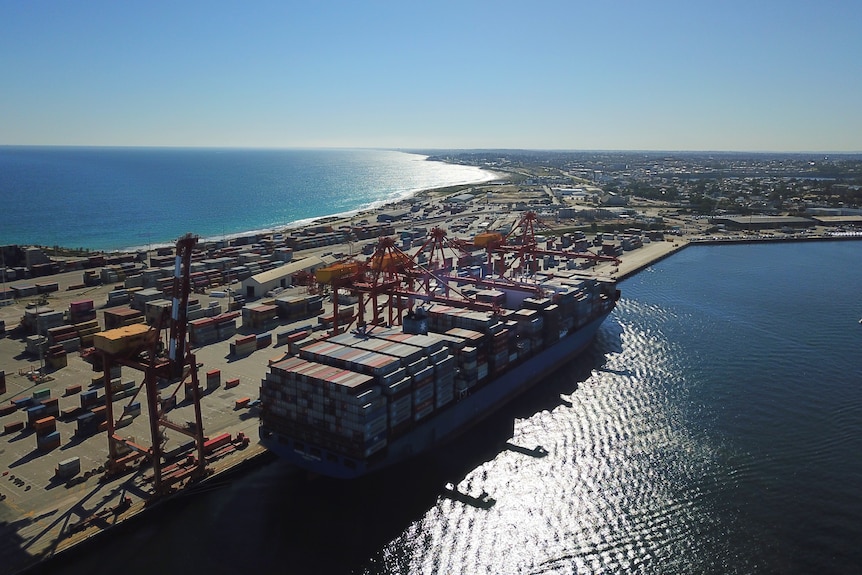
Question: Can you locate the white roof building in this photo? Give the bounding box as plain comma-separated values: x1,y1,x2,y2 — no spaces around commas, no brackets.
241,256,329,299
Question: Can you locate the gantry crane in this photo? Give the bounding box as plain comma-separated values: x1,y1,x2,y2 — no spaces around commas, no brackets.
466,211,621,277
314,211,621,336
95,233,208,498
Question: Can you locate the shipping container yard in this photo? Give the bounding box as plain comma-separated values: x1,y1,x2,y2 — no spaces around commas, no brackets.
0,213,689,574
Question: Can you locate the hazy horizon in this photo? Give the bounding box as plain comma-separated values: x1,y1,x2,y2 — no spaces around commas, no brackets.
2,145,859,156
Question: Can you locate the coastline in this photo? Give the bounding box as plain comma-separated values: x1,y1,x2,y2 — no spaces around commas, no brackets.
2,155,860,574
117,167,509,254
0,147,506,253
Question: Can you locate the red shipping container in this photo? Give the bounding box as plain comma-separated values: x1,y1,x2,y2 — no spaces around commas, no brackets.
34,416,57,433
4,421,25,434
203,432,232,454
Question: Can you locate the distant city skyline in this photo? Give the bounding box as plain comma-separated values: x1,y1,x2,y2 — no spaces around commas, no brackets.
2,1,861,152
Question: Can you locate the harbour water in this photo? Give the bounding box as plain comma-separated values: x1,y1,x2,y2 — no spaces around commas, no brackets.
30,240,862,575
0,147,496,251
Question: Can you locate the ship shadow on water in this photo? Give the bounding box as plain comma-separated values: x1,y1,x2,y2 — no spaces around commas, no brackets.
298,332,619,574
24,330,620,575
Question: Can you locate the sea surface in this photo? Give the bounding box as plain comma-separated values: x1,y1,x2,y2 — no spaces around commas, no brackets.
28,240,862,575
0,147,497,251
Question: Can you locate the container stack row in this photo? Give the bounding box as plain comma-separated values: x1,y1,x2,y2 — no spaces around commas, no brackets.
542,275,617,328
425,305,497,335
354,329,457,411
436,327,486,391
23,307,65,336
144,299,171,326
103,307,145,330
69,299,96,324
350,223,395,240
188,312,239,346
285,230,350,251
186,299,220,321
260,330,459,459
275,327,313,351
76,320,102,349
230,334,257,357
261,356,386,459
241,303,279,330
47,325,82,353
106,287,131,306
274,294,325,322
100,263,138,285
509,307,545,355
35,416,60,451
206,370,221,389
45,343,68,368
131,288,164,312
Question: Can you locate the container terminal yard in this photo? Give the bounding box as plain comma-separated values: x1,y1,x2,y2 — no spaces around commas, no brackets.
1,186,858,574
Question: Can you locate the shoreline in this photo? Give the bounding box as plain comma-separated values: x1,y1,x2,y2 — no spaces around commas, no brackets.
0,149,507,254
2,158,860,575
116,169,509,254
1,229,859,575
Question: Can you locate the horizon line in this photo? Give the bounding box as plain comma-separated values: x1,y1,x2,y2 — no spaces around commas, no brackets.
1,144,861,155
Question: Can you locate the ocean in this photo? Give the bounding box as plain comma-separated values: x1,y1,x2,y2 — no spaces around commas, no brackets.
0,147,497,251
32,240,862,575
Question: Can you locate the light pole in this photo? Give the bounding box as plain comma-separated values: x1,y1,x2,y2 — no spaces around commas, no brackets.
35,314,45,377
1,247,5,304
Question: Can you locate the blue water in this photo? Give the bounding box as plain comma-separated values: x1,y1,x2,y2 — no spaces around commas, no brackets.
0,147,496,251
33,240,862,574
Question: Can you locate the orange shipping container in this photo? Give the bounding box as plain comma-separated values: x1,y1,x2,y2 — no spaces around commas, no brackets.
34,416,57,431
473,232,503,248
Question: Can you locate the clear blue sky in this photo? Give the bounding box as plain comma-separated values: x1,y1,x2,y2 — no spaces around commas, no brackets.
2,0,860,152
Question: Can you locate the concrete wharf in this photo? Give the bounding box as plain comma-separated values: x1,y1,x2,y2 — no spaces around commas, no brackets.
2,225,858,574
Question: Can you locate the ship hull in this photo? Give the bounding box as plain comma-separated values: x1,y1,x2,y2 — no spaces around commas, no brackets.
259,309,612,479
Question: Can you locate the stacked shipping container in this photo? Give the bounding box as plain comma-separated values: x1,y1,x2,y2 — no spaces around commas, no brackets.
260,268,619,467
188,312,239,346
260,329,460,460
69,299,96,324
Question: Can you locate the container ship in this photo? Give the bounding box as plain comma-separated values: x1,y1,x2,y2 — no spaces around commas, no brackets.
258,215,620,479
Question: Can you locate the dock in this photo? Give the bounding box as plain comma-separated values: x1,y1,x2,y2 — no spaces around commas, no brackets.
1,220,858,573
0,264,287,573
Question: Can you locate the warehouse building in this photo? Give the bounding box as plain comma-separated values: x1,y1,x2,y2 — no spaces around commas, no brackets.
241,256,330,299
